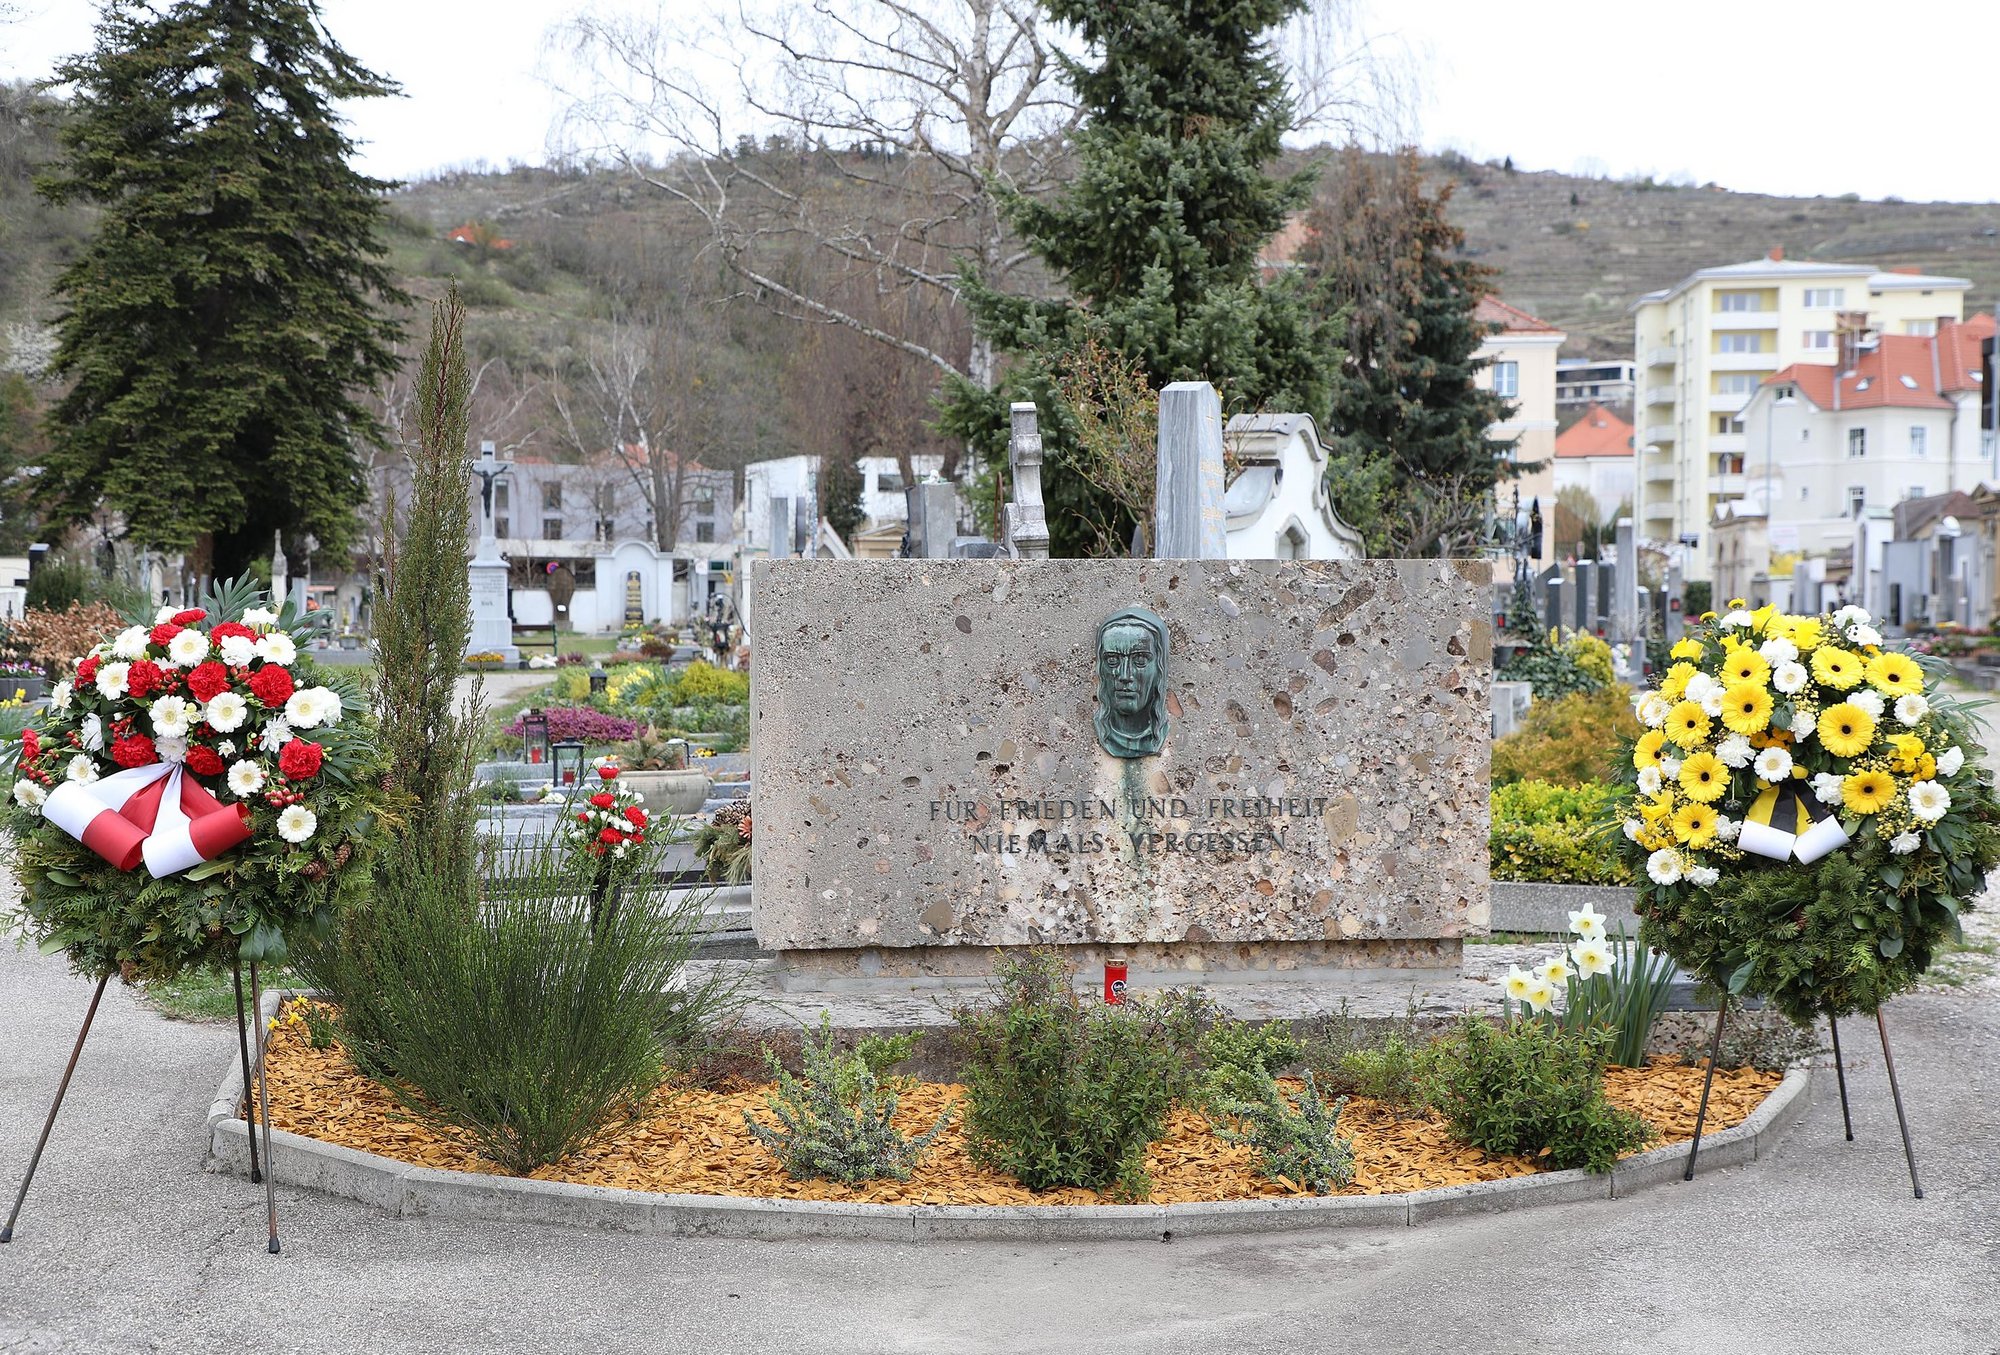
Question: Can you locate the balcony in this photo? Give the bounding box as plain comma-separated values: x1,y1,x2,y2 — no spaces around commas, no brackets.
1712,311,1780,328
1642,423,1676,444
1646,346,1677,367
1709,351,1779,373
1644,385,1676,406
1708,392,1751,414
1708,474,1748,497
1710,433,1747,455
1644,458,1677,485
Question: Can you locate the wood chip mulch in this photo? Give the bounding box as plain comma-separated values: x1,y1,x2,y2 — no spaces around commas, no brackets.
253,1004,1781,1205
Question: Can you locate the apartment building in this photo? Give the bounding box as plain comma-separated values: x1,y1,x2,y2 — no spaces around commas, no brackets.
1630,252,1970,578
1555,359,1636,409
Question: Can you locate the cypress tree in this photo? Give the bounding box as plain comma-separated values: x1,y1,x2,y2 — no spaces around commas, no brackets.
936,0,1341,556
36,0,407,580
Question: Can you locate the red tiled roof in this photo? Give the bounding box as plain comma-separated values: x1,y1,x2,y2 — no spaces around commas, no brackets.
1938,313,1994,395
1555,403,1634,458
1762,323,1994,412
1475,295,1562,334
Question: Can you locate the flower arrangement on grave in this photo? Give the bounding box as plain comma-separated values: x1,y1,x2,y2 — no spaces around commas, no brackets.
560,761,652,863
1501,903,1676,1066
693,799,752,884
1608,601,2000,1023
1,581,381,980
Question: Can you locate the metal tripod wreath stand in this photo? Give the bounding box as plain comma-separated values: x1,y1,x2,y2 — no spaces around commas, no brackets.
1680,996,1922,1198
1,956,283,1252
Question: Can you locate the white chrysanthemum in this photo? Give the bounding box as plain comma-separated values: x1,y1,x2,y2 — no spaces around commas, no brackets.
1623,818,1643,842
167,628,209,667
156,736,188,764
94,662,130,700
1661,755,1683,779
1847,689,1884,720
216,740,236,758
49,680,73,711
1684,672,1721,705
1568,903,1606,939
1908,781,1951,823
155,604,180,624
1714,816,1741,843
1647,848,1684,886
242,607,279,630
1720,609,1755,628
1811,772,1845,806
1849,624,1883,648
218,634,257,667
149,695,193,738
13,779,48,809
1889,832,1920,855
205,691,249,733
1716,734,1754,768
1895,694,1929,727
79,714,103,752
1759,637,1799,666
1637,766,1663,796
275,804,317,843
1938,746,1965,777
111,626,150,660
1754,746,1793,782
1636,692,1670,728
259,719,293,754
1504,967,1533,1001
1687,865,1720,887
254,632,296,665
1772,661,1809,695
1570,938,1613,977
227,759,266,797
1789,708,1816,739
1524,978,1556,1012
65,754,98,783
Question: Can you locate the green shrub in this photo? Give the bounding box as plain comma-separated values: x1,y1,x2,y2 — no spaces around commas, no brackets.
951,950,1200,1196
1195,1015,1300,1113
1495,628,1605,700
1336,1034,1427,1117
1490,687,1642,787
1420,1016,1650,1173
1489,779,1631,884
1300,995,1427,1110
551,668,591,702
1213,1070,1355,1194
745,1018,949,1184
669,660,748,705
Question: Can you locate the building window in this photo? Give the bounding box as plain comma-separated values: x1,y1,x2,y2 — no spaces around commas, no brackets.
1802,331,1833,350
1717,333,1764,354
1848,428,1867,458
1716,416,1744,435
543,518,562,540
1492,361,1519,398
1803,288,1846,308
1904,319,1937,337
1717,453,1745,474
542,484,561,511
495,516,510,537
494,482,511,511
695,496,716,516
875,471,906,494
1716,374,1760,395
1907,485,1928,501
1910,426,1928,457
696,521,715,544
1848,486,1866,517
1800,486,1810,502
1717,291,1764,312
1774,384,1797,403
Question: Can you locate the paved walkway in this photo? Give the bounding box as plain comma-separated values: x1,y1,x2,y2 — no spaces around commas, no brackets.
1,930,1995,1354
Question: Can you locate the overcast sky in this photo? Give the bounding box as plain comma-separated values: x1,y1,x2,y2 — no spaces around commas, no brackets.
3,0,1995,204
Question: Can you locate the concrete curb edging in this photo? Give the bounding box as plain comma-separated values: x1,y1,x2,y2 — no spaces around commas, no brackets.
204,992,1812,1241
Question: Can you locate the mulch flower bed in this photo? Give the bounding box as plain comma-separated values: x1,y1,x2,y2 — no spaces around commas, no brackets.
254,1008,1782,1206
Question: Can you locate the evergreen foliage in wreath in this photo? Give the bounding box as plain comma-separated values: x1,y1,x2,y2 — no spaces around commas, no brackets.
1607,602,2000,1023
2,578,381,980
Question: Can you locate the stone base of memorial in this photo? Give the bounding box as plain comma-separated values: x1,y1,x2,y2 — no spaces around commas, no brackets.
750,558,1492,990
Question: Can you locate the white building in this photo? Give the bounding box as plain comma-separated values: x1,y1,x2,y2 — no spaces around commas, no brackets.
740,454,949,559
1555,359,1637,408
1222,414,1364,559
1553,403,1636,521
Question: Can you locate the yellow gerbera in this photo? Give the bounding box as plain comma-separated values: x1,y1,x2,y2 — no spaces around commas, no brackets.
1666,700,1713,750
1818,702,1876,758
1660,662,1698,701
1865,651,1923,696
1678,751,1728,803
1633,729,1667,770
1811,647,1863,690
1670,638,1706,662
1785,616,1823,651
1721,649,1771,689
1672,801,1719,847
1751,603,1780,633
1842,769,1895,815
1721,682,1773,735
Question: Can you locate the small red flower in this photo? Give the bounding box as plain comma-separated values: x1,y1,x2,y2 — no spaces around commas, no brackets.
248,665,294,706
125,659,166,700
76,656,100,685
590,792,615,809
598,765,619,781
171,609,207,625
576,812,590,824
149,622,183,647
597,827,625,845
111,734,159,768
184,746,226,777
623,806,648,827
185,661,231,704
21,729,40,761
209,622,254,642
277,739,323,780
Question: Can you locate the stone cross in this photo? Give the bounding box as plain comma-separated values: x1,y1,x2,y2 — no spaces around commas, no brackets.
1002,402,1051,560
270,530,289,604
1154,382,1227,559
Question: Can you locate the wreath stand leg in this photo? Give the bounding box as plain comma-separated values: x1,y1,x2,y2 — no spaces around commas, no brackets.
1875,1008,1923,1200
1682,995,1729,1182
1827,1015,1855,1142
0,974,110,1244
231,957,263,1185
248,963,281,1254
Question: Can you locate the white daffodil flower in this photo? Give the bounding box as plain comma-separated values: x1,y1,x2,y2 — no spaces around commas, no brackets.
1540,956,1570,987
1567,903,1606,939
1525,978,1556,1013
1503,968,1533,1002
1570,938,1613,977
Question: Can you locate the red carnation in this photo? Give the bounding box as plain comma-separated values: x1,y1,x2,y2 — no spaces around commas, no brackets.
277,739,323,780
21,728,40,761
125,659,166,700
577,813,589,824
210,622,254,642
186,661,231,704
248,665,294,706
623,806,648,827
76,656,100,685
172,609,207,625
598,765,619,781
184,746,226,777
111,734,158,768
597,827,625,845
149,622,182,647
590,792,615,809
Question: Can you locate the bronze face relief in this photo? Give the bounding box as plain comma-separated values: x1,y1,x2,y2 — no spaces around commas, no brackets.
1094,606,1169,758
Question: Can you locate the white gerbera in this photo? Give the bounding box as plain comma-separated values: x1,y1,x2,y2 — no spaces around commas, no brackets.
149,695,193,738
254,632,296,665
259,719,293,754
155,736,188,764
1570,938,1613,977
1938,746,1965,777
205,691,249,733
1889,832,1920,855
65,754,98,783
94,662,130,700
1847,689,1884,720
1908,781,1951,824
1647,848,1684,886
1687,865,1720,887
1759,637,1799,666
276,804,318,844
1753,747,1793,782
49,680,73,711
1700,688,1725,718
283,686,341,729
1772,661,1808,695
111,626,150,660
1637,766,1663,796
13,779,48,809
79,714,103,752
1716,734,1754,768
242,607,279,630
166,629,209,667
218,634,257,667
1895,694,1929,727
227,759,266,798
1636,692,1670,728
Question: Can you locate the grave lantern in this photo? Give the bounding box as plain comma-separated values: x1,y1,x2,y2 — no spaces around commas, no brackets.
551,739,586,788
589,665,608,697
521,708,549,766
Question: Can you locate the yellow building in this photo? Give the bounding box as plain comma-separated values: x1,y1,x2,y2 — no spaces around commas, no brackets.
1474,296,1566,574
1630,252,1969,579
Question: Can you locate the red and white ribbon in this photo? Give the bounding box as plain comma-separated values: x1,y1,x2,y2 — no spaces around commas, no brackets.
43,763,252,878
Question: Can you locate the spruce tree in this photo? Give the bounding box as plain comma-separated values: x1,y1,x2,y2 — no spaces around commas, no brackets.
936,0,1341,556
1298,148,1515,556
36,0,407,580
